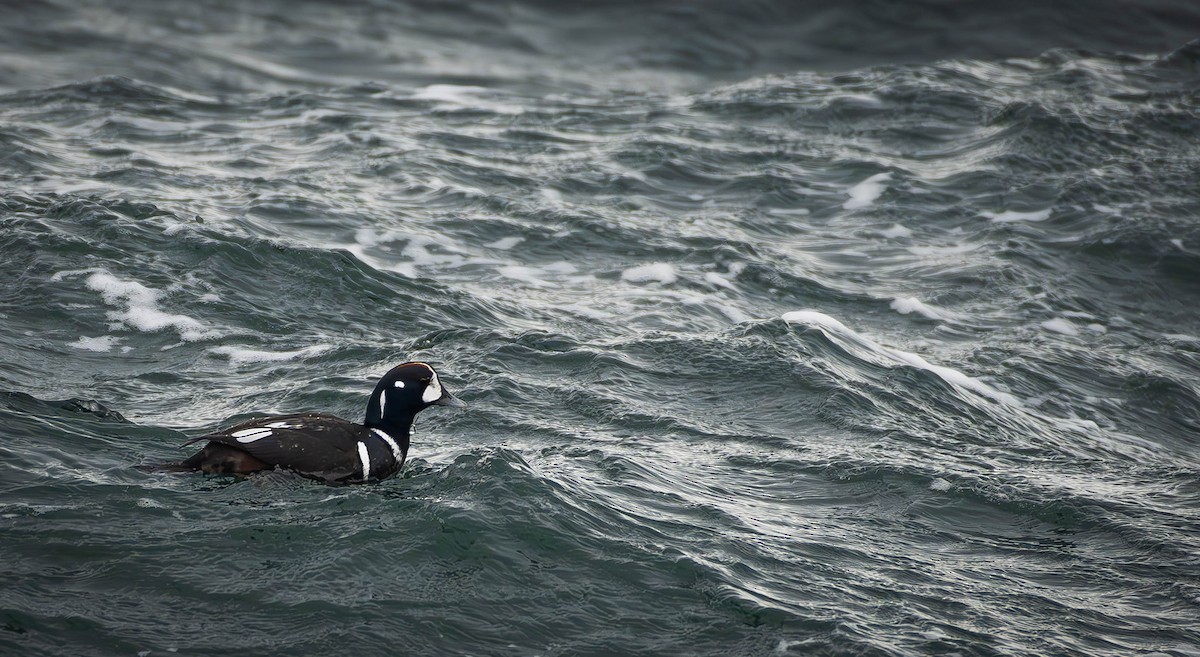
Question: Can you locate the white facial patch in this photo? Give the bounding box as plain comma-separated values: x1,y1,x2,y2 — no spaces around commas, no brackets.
371,428,403,462
422,371,442,404
357,441,371,481
231,427,272,443
393,380,405,388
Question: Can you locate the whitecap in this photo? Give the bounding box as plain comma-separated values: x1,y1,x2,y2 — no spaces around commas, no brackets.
74,271,214,341
411,84,489,103
68,335,120,352
209,344,331,365
782,310,1021,406
704,271,737,291
486,236,524,250
622,263,678,285
890,297,949,321
879,223,913,238
843,172,891,210
980,209,1052,223
1041,318,1080,336
497,265,555,288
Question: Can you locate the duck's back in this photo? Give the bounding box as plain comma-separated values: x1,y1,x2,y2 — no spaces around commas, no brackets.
182,413,376,482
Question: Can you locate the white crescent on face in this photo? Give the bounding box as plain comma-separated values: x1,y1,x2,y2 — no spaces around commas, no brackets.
422,371,442,404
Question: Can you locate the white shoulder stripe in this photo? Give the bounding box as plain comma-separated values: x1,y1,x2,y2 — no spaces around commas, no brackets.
357,441,371,481
371,428,403,462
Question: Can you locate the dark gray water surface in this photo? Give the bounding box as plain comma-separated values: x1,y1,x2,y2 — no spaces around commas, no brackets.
3,1,1200,655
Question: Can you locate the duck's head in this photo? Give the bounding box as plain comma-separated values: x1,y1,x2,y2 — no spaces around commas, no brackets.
365,361,465,429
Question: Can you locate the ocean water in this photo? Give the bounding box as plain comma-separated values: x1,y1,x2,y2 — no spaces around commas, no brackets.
3,1,1200,655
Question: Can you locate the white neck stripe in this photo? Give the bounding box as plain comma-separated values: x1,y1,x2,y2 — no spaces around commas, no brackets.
370,428,403,462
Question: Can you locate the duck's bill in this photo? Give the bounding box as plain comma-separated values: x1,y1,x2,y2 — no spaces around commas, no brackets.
435,390,467,408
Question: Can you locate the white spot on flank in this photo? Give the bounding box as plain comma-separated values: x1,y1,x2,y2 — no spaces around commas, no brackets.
231,428,272,443
422,372,442,404
371,428,403,462
357,441,371,481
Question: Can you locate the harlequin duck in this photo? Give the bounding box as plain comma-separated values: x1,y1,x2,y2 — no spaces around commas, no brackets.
170,362,464,484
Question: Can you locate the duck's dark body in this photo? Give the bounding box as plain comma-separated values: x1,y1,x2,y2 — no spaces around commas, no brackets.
165,362,463,484
179,413,409,484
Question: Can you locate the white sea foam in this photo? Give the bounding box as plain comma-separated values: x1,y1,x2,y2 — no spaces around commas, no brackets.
880,224,913,238
68,335,120,352
843,173,891,210
486,236,524,250
767,207,810,216
209,344,330,365
981,209,1052,223
561,303,613,320
704,271,737,291
890,297,949,320
622,263,678,285
412,84,489,103
71,271,213,341
498,265,554,288
1041,318,1080,336
782,310,1021,405
411,84,522,114
50,267,97,282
